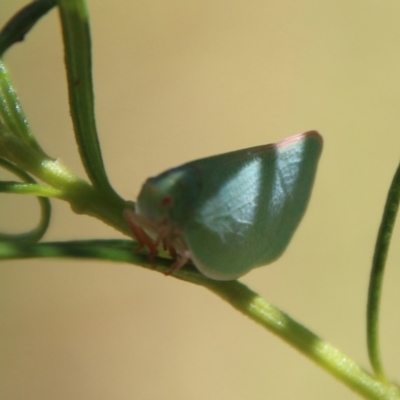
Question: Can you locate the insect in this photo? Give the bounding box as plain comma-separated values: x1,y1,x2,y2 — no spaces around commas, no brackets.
124,131,323,280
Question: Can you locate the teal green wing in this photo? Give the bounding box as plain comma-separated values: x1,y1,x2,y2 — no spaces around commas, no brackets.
182,131,323,280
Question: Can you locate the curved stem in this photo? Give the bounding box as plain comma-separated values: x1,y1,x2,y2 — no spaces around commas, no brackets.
0,0,56,57
0,128,129,236
0,239,398,400
367,161,400,379
0,158,51,243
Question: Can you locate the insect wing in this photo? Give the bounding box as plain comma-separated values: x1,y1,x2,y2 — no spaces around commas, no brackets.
182,131,323,280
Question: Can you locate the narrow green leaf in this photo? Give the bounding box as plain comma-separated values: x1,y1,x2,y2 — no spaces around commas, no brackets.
367,162,400,380
0,0,56,57
56,0,117,196
0,60,45,154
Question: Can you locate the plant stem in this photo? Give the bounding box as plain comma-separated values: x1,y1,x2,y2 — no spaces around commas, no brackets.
0,129,130,236
0,239,399,400
367,161,400,379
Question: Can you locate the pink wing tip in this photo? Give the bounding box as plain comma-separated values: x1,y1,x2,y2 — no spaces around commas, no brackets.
276,130,323,149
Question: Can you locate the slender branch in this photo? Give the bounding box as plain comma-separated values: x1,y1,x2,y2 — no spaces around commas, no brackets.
0,239,398,400
367,161,400,379
0,181,62,198
0,0,56,57
0,129,129,237
0,157,51,243
56,0,119,198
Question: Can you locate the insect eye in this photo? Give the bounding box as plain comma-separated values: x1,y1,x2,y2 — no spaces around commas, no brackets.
161,195,173,207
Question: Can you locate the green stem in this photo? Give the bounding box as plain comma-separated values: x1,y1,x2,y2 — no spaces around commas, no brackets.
56,0,118,197
0,0,56,57
0,4,129,237
367,161,400,379
0,128,129,236
206,282,398,400
0,157,51,243
0,239,398,400
0,181,62,198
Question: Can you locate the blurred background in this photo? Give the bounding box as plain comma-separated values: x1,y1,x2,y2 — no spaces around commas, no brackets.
1,1,400,399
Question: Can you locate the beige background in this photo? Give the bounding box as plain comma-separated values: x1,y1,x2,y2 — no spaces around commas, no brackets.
1,1,400,399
